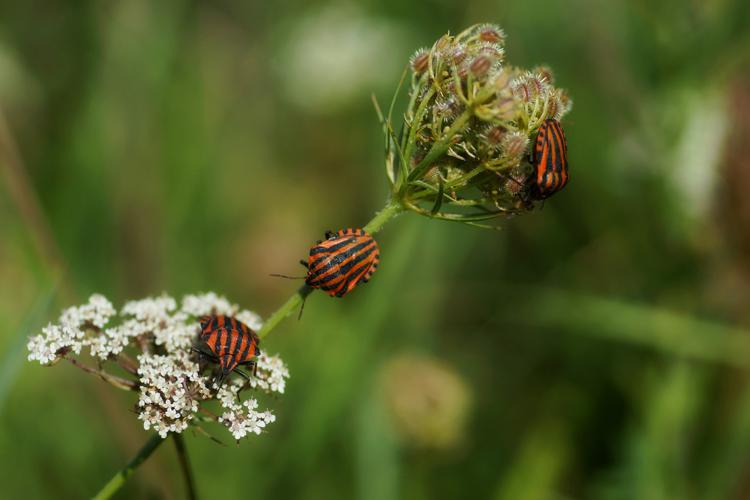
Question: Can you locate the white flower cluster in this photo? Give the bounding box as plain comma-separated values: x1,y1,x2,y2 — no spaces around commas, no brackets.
27,294,116,364
182,292,264,331
250,352,290,394
217,382,276,440
27,292,289,442
137,351,211,438
28,293,264,364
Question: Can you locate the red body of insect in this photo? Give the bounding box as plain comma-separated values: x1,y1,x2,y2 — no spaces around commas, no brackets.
529,119,569,200
197,315,260,384
303,228,380,298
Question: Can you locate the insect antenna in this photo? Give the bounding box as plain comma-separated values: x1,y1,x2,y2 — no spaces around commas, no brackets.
269,273,307,279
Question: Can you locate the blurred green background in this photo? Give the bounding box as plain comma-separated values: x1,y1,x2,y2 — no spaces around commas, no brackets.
2,0,750,498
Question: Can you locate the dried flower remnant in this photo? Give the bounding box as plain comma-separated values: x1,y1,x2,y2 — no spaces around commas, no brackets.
381,24,572,224
27,293,289,442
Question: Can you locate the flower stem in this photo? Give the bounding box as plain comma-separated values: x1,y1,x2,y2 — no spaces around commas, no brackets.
67,357,139,391
92,433,166,500
173,434,198,500
257,198,404,340
257,285,313,339
363,199,404,234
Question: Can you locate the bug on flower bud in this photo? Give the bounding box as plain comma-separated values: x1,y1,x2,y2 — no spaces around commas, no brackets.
194,315,260,386
528,119,569,200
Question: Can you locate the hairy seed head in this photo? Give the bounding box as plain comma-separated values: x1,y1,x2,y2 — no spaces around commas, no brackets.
411,49,430,74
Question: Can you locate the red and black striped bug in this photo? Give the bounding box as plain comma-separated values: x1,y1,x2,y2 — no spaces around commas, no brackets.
193,315,260,386
528,118,569,200
302,228,380,298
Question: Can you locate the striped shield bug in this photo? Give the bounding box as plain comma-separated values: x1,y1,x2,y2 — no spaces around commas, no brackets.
194,315,260,386
303,228,380,298
271,228,381,318
528,119,569,200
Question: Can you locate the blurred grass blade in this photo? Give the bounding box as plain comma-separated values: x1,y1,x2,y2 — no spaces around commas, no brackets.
700,382,750,500
501,287,750,367
0,285,57,414
614,363,700,500
356,388,398,500
494,420,569,500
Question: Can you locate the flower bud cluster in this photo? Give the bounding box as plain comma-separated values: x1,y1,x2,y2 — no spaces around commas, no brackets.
387,24,572,223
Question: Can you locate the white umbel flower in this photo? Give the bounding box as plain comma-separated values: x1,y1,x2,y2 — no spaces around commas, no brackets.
137,351,210,438
250,352,290,394
60,293,116,330
181,292,237,317
27,294,115,363
217,383,277,440
27,292,285,442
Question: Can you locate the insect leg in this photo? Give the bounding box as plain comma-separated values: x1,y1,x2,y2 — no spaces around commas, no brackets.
191,346,219,362
298,297,306,320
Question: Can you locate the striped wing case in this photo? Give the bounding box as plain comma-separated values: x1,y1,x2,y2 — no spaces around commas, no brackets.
305,228,380,297
198,315,260,379
530,119,569,199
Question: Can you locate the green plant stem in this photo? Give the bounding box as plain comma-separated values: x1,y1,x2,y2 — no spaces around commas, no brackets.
92,433,166,500
363,199,404,233
173,434,197,500
257,199,404,340
257,285,314,340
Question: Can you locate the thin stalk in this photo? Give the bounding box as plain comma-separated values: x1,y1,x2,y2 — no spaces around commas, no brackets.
257,199,404,340
409,164,487,200
406,110,472,183
67,358,139,391
92,433,166,500
173,434,197,500
401,86,436,173
363,199,404,234
257,285,314,340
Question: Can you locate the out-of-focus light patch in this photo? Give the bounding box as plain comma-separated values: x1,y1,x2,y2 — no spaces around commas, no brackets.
0,42,38,109
670,88,729,222
379,352,472,451
275,5,404,112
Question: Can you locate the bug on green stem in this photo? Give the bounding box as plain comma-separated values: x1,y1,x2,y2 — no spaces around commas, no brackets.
303,228,381,298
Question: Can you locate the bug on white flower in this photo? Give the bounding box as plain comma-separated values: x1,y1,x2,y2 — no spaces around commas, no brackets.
27,292,289,442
